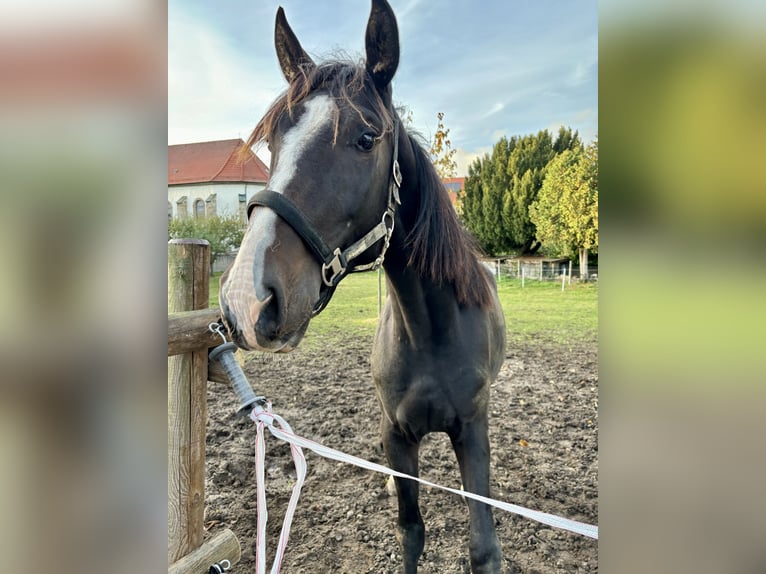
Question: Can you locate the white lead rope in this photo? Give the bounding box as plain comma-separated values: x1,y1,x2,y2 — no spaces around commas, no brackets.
249,401,598,571
252,403,307,574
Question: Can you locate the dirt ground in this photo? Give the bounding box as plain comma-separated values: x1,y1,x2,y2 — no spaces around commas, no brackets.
204,334,598,573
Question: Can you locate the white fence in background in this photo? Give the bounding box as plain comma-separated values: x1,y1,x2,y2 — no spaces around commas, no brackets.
212,252,237,274
482,258,598,283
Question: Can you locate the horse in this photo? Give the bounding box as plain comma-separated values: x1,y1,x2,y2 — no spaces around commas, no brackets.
219,1,506,572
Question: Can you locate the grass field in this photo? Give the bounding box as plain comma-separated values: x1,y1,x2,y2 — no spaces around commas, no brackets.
209,271,597,348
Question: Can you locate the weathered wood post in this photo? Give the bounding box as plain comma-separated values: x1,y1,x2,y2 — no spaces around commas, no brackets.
168,239,210,564
168,529,241,574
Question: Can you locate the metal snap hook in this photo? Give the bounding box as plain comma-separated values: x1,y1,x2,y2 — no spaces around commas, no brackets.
208,321,228,345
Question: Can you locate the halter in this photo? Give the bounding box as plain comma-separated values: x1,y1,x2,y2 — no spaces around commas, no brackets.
246,119,401,315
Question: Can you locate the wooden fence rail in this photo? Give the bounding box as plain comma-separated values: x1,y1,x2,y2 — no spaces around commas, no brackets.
168,239,241,574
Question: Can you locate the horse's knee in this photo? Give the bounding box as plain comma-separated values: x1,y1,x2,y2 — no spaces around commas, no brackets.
397,518,424,547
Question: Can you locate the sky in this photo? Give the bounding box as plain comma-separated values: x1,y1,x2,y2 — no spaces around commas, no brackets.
168,0,598,176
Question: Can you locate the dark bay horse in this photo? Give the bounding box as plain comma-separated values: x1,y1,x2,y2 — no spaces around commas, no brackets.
219,1,506,571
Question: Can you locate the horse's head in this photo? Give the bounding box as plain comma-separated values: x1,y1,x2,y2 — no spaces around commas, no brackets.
220,0,401,352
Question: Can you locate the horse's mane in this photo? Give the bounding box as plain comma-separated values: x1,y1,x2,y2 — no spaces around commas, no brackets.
241,59,493,309
404,133,495,309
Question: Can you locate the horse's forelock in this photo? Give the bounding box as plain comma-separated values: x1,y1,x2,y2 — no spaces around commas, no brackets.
240,60,393,161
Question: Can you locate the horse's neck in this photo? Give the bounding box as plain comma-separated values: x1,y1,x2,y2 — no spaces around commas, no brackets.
382,260,460,347
381,216,460,346
379,133,460,341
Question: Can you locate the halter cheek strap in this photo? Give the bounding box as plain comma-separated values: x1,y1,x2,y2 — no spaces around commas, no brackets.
246,119,401,315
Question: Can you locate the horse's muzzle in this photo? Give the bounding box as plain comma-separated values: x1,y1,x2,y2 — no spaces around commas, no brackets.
220,287,311,353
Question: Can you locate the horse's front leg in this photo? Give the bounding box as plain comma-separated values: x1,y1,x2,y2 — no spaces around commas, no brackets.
450,419,502,574
381,415,425,574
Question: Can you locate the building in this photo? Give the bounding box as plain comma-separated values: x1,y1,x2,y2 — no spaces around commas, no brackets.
442,177,464,211
169,142,466,220
168,139,269,221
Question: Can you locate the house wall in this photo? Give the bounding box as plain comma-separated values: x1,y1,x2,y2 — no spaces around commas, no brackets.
168,182,267,221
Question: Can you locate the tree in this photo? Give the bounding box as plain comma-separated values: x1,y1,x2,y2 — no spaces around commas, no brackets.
529,139,598,280
461,157,486,245
461,127,581,256
168,214,245,274
429,112,457,179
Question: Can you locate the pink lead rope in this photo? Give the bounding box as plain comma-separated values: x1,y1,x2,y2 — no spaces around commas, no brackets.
248,401,598,573
251,402,307,574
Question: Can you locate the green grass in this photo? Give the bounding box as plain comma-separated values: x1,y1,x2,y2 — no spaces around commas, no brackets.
305,272,387,346
495,277,598,346
209,271,597,349
209,272,223,308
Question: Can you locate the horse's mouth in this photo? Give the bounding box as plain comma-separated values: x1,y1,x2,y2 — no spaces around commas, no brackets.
228,314,310,354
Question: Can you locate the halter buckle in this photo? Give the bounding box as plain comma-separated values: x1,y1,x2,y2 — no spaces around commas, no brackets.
321,248,347,287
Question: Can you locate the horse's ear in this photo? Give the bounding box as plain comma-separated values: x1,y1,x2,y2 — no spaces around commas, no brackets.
365,0,399,93
274,6,315,83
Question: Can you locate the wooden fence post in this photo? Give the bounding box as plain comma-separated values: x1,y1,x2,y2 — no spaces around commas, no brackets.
168,239,210,564
168,529,241,574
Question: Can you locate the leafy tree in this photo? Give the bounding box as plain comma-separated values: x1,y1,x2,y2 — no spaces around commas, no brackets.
461,158,485,244
461,127,581,256
529,139,598,279
168,214,245,274
480,147,505,253
429,112,458,179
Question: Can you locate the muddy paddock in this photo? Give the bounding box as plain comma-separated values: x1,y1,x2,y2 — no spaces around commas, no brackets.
204,333,598,573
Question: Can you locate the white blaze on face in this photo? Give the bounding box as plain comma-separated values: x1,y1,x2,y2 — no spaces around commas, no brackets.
222,95,336,346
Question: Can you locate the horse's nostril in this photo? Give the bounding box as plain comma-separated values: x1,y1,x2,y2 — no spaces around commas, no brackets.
256,289,281,340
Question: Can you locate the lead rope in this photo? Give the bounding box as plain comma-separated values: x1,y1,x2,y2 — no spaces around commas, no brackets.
209,324,307,574
209,324,598,574
252,402,307,574
250,406,598,540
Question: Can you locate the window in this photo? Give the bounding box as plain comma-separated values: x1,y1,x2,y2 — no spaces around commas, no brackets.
238,193,248,222
205,193,217,217
194,199,205,218
176,196,188,218
168,201,172,220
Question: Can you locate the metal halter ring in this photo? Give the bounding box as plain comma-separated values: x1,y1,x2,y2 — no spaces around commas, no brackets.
382,208,395,234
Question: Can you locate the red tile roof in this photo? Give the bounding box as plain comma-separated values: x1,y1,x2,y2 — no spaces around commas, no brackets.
168,139,269,185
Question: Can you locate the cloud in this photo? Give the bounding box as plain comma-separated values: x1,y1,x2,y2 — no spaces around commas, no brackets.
481,102,506,120
168,10,283,144
454,146,491,177
397,0,426,20
168,1,598,161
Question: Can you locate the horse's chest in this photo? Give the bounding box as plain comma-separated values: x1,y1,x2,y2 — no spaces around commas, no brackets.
372,341,463,385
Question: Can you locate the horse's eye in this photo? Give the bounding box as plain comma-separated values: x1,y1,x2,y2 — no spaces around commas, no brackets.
356,133,376,152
